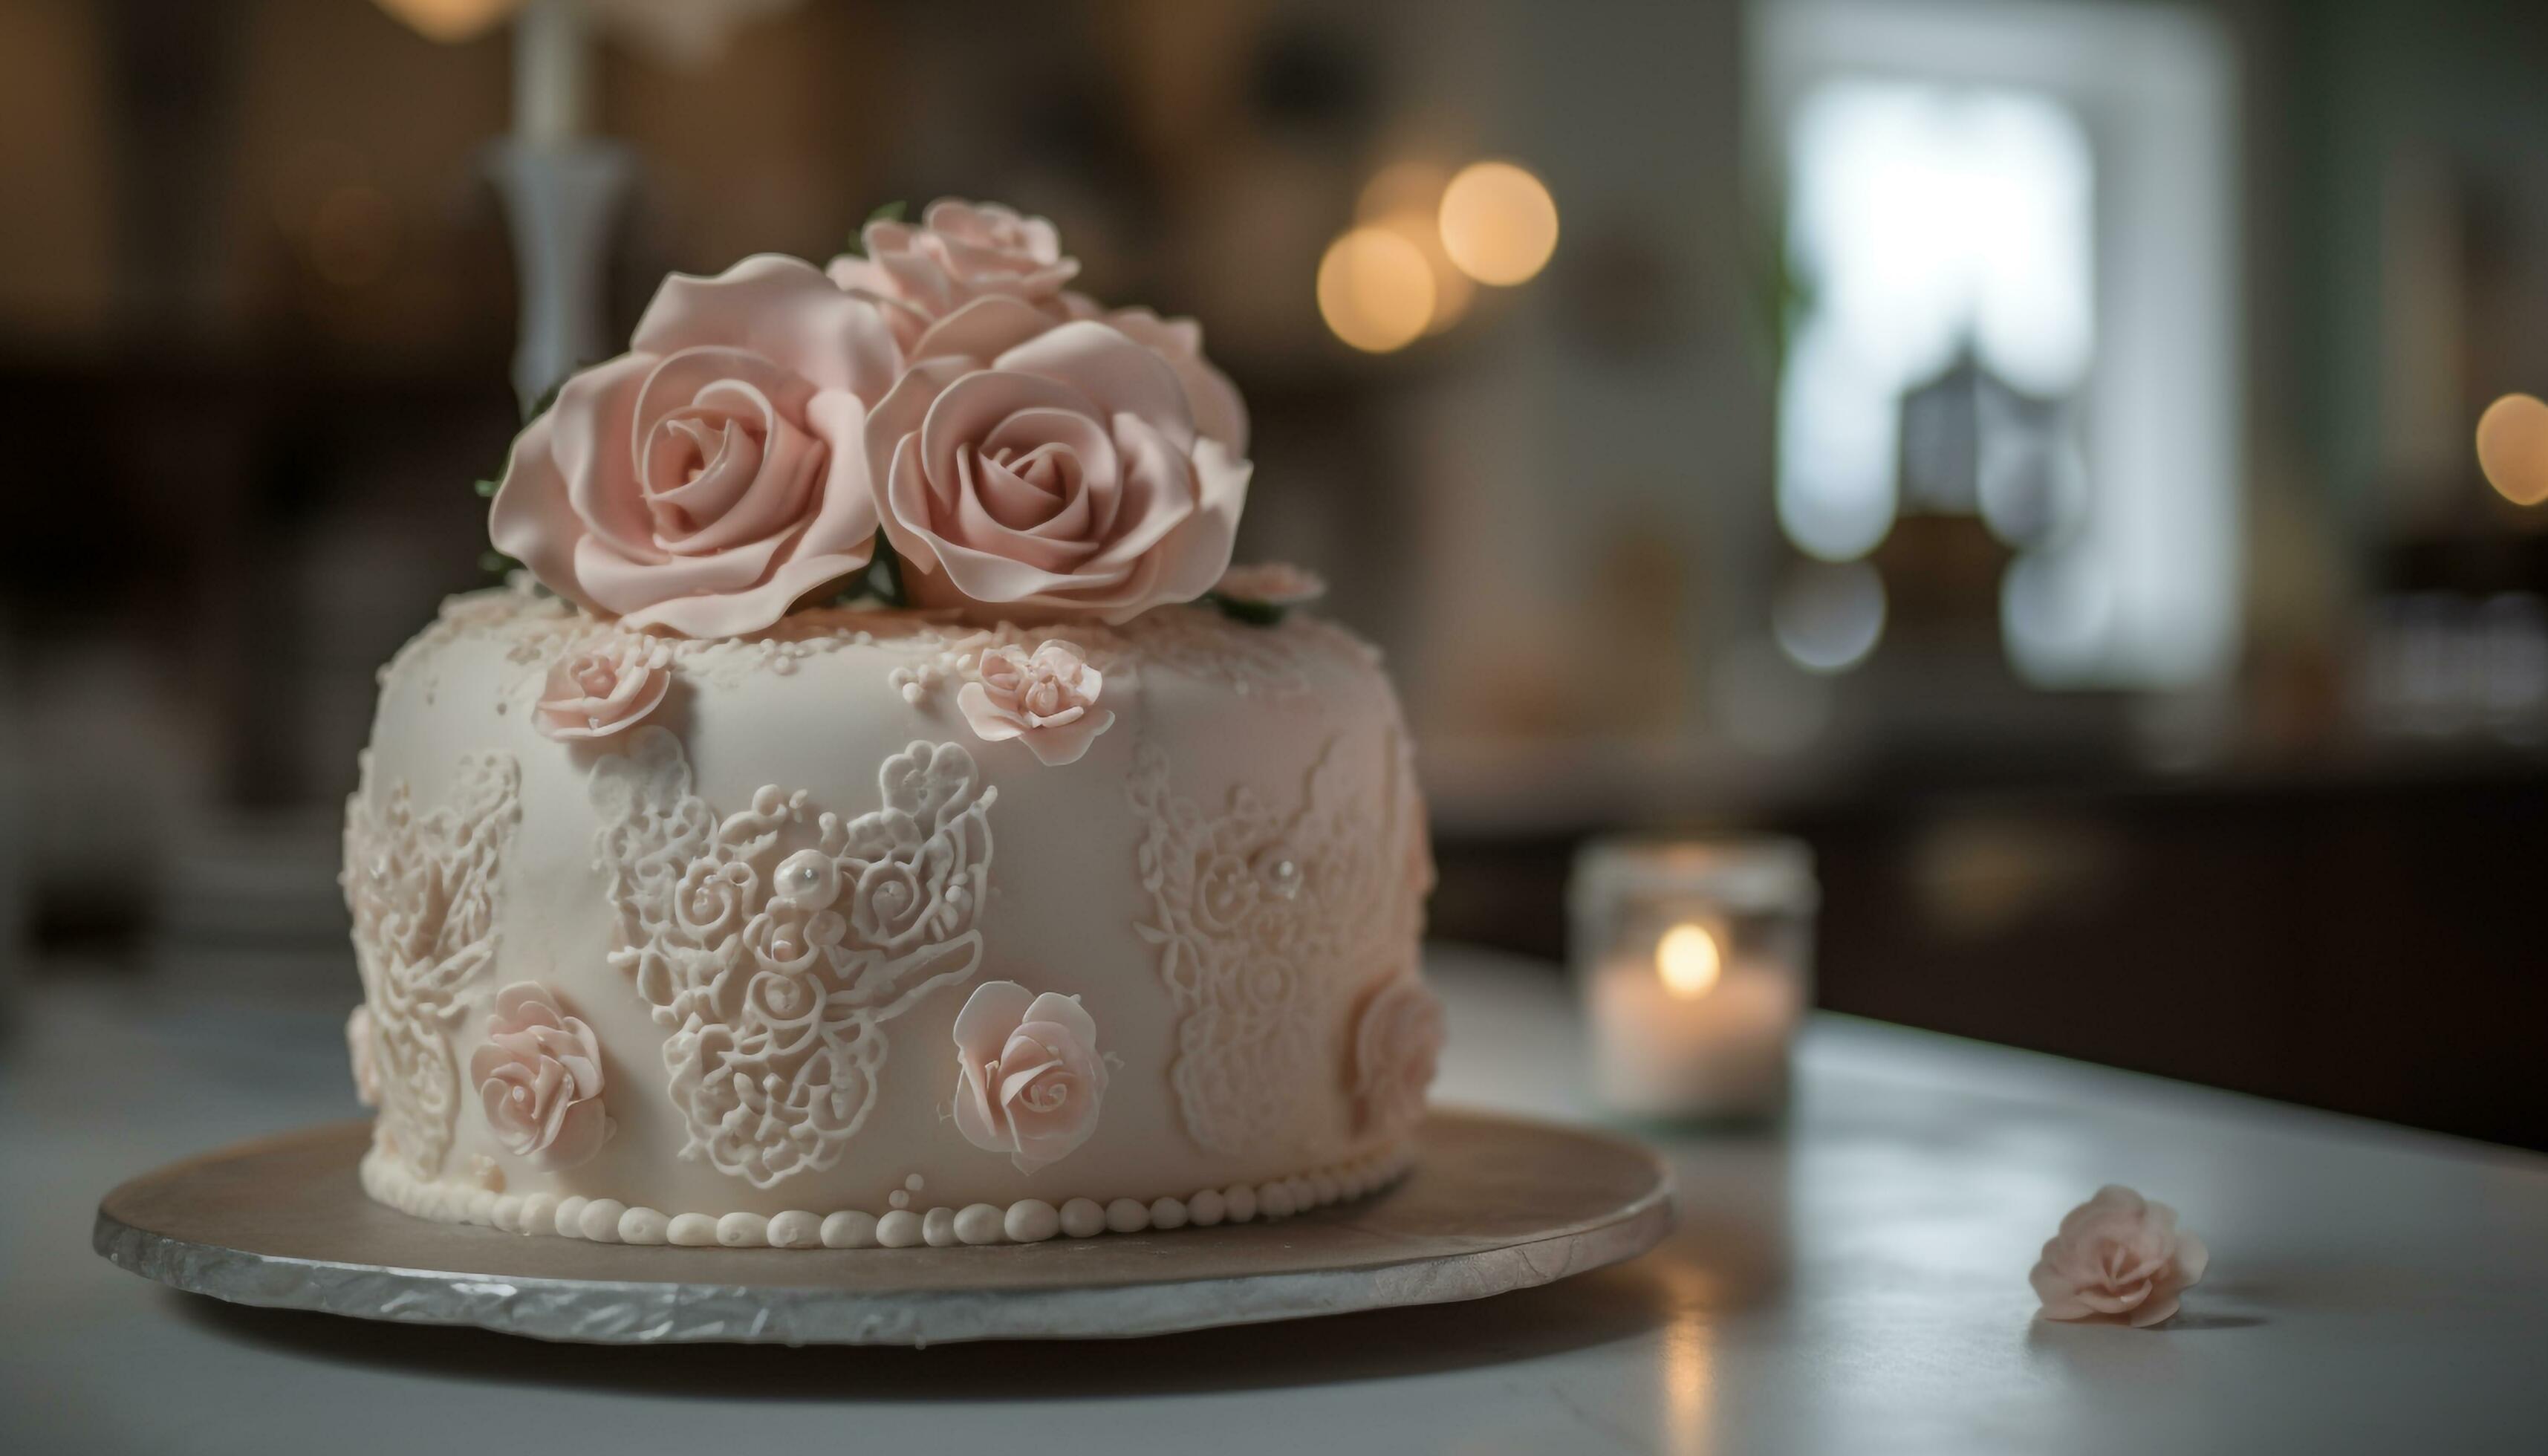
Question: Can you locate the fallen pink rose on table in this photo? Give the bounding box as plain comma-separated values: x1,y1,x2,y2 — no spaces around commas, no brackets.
2030,1184,2209,1327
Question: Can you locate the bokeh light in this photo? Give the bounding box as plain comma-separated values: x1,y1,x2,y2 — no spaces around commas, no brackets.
1317,226,1436,353
1656,923,1723,1000
1772,560,1888,673
1358,161,1452,223
370,0,522,44
2476,393,2548,507
1438,160,1559,286
1375,209,1473,335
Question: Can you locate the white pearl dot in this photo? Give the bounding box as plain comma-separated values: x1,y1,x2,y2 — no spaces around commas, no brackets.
821,1210,879,1249
1004,1200,1061,1243
618,1207,669,1245
580,1199,628,1242
553,1196,590,1238
667,1213,719,1246
1059,1197,1107,1238
768,1211,822,1249
717,1212,770,1247
1105,1197,1151,1235
1223,1184,1258,1223
876,1209,925,1248
1149,1197,1189,1231
1187,1189,1226,1227
516,1194,556,1237
921,1207,959,1247
953,1203,1004,1245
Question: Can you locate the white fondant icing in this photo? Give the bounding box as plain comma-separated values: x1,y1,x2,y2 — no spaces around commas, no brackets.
351,591,1433,1246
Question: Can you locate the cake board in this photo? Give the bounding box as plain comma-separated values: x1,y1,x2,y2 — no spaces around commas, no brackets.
93,1108,1673,1346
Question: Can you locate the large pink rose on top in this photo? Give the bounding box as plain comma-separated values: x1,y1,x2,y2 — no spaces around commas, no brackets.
828,199,1081,351
865,320,1251,621
1103,307,1248,456
488,255,901,638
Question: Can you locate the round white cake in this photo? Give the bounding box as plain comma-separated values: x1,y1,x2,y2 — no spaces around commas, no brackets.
342,199,1441,1249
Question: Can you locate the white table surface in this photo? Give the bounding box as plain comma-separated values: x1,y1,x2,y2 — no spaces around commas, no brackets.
6,945,2545,1455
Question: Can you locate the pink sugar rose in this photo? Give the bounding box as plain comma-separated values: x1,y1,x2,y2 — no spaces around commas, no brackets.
957,639,1116,767
1349,974,1445,1136
827,198,1082,353
469,983,612,1170
865,319,1250,621
950,981,1107,1174
488,254,901,638
1102,306,1249,456
535,637,672,740
2030,1185,2210,1327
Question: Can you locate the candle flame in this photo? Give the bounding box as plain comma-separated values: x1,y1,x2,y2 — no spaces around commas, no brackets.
1657,923,1721,1000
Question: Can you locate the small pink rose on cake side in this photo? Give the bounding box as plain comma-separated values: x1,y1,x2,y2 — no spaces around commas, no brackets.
536,637,672,739
866,320,1252,621
958,639,1115,766
1348,973,1446,1136
470,983,612,1170
951,981,1108,1173
2030,1185,2209,1327
488,254,902,637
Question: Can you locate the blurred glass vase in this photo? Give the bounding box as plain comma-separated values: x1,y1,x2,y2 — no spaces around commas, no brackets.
1570,837,1816,1122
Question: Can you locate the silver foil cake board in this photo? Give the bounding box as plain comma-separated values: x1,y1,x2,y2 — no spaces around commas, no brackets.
92,1109,1674,1346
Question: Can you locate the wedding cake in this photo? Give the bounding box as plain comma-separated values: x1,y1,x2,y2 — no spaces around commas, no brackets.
342,201,1441,1249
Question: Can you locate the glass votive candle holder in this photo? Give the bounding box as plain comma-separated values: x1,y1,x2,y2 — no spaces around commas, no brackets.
1569,836,1817,1122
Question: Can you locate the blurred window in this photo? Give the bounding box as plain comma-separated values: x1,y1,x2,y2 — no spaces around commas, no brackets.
1755,0,2240,687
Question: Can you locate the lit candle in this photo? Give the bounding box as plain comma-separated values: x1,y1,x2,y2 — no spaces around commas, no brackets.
1571,838,1815,1122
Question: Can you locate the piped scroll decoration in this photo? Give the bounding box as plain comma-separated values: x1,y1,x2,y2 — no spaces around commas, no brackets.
342,750,523,1180
589,727,997,1188
1128,722,1423,1157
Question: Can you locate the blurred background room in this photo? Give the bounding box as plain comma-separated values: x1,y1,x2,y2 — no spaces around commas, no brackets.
2,0,2544,1151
